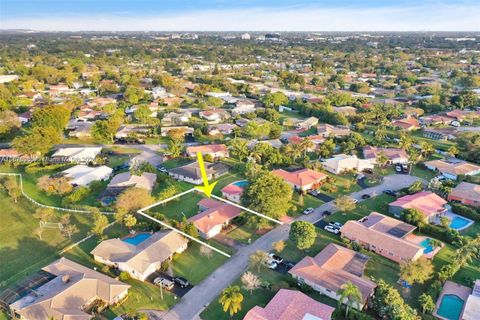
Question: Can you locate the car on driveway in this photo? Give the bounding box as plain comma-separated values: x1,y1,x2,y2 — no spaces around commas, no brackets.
352,198,359,204
322,210,332,216
266,260,278,269
173,276,190,288
308,189,318,196
361,194,371,199
303,207,314,215
395,165,402,173
324,225,340,234
269,253,283,264
153,277,174,290
329,222,343,229
157,166,168,173
383,189,396,196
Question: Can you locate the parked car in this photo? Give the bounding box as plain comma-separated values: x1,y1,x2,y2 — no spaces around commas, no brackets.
329,222,343,229
268,253,283,264
383,189,396,196
308,189,318,196
157,166,168,173
361,194,371,199
352,198,358,204
303,207,314,215
113,163,129,172
153,277,174,290
266,260,278,269
283,261,295,268
322,210,332,216
173,276,190,288
395,165,402,173
324,225,340,234
402,163,409,173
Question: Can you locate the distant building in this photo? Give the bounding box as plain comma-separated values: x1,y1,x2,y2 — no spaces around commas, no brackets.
186,144,229,159
448,182,480,207
363,146,409,165
272,168,327,191
241,33,251,40
424,159,480,180
391,117,420,131
168,161,228,185
317,124,351,138
51,147,102,164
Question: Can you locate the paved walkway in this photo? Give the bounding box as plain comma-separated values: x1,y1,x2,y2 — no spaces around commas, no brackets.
161,174,421,320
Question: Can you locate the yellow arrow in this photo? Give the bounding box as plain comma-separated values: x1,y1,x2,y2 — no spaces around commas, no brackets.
195,152,217,197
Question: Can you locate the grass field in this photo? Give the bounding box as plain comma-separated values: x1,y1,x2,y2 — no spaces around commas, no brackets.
0,192,98,289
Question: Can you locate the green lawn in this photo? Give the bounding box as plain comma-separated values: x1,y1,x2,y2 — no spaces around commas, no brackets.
172,242,232,285
0,192,99,289
148,191,204,220
319,172,362,197
226,223,263,244
410,164,437,181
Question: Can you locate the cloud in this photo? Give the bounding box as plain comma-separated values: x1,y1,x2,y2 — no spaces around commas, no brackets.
1,3,480,31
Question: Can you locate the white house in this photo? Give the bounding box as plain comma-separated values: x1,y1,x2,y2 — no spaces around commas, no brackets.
51,147,102,164
62,165,113,186
322,154,374,174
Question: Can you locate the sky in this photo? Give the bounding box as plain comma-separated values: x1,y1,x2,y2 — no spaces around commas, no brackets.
0,0,479,31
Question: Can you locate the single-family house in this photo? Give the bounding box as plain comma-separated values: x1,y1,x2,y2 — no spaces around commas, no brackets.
91,231,188,281
66,120,93,138
189,198,242,239
288,243,376,310
199,109,230,123
322,154,374,175
87,97,117,108
448,182,480,207
107,172,157,192
272,168,327,191
243,289,335,320
462,279,480,320
340,212,425,263
51,147,102,164
62,165,113,186
161,111,192,126
363,146,409,165
207,123,237,136
317,124,351,138
389,191,448,222
424,159,480,180
168,161,228,185
295,117,319,130
186,144,229,159
247,139,283,149
391,117,420,131
9,257,130,320
231,99,256,115
160,126,194,137
423,128,457,140
115,124,150,139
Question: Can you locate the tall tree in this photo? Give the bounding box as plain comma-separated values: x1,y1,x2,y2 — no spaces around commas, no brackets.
337,281,363,318
249,250,270,273
289,221,316,250
400,257,434,285
241,272,261,295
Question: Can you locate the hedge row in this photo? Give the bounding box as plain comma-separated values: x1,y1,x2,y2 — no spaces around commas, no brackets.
450,203,480,222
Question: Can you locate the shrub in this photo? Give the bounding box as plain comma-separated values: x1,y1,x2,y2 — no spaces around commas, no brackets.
37,175,73,195
119,271,130,281
450,203,480,221
62,186,90,205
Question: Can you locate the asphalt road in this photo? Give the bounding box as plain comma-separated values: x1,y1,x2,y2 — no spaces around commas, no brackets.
161,174,422,320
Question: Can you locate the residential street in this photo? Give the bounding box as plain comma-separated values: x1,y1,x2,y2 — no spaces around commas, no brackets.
161,174,422,320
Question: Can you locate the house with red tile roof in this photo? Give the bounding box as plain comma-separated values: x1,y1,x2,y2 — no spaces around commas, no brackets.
389,191,448,222
221,181,248,204
391,117,420,131
340,212,425,263
186,144,229,159
272,168,327,191
317,124,351,138
448,182,480,207
190,199,242,239
363,146,409,165
424,159,480,180
288,243,376,310
243,289,335,320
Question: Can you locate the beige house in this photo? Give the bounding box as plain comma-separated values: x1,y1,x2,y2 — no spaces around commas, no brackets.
289,243,376,310
107,172,157,192
322,154,374,174
340,212,425,263
9,257,130,320
91,231,188,281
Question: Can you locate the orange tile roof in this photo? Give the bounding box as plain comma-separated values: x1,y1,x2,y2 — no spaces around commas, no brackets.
186,144,228,154
190,199,242,234
389,191,447,218
272,168,327,188
425,159,480,177
288,244,376,304
448,182,480,204
392,117,420,129
243,289,335,320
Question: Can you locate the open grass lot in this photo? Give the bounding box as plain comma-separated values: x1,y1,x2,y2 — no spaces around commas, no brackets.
0,193,98,289
172,242,233,285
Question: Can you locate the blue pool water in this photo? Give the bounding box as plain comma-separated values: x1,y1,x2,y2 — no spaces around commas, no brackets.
420,238,434,254
449,216,471,230
437,294,464,320
233,180,248,188
122,233,151,245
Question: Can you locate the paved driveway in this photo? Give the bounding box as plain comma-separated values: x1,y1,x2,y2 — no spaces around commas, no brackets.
161,174,421,320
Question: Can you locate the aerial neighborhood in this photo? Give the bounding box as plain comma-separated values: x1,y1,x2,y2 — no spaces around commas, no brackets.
0,30,479,320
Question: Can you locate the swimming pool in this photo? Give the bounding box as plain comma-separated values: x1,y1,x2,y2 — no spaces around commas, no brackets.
449,216,472,230
233,180,248,188
437,294,464,320
419,238,434,254
122,233,151,245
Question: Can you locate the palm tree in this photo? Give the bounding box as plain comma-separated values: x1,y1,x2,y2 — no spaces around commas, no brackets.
230,138,249,161
219,285,244,316
419,141,434,159
419,293,435,314
374,128,387,145
399,133,412,151
336,281,362,318
299,138,314,157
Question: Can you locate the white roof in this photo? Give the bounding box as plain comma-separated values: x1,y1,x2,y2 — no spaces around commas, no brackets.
63,165,113,186
52,147,102,162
